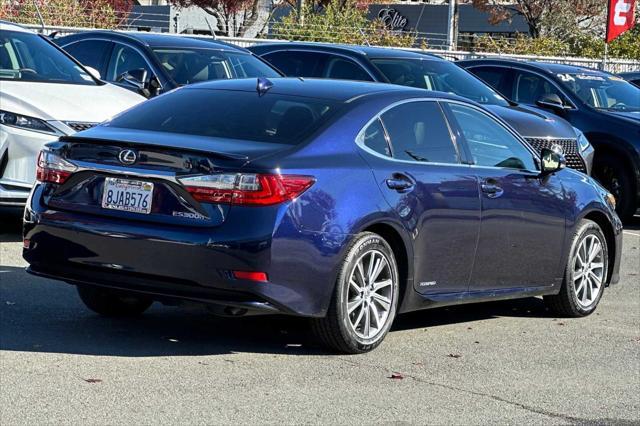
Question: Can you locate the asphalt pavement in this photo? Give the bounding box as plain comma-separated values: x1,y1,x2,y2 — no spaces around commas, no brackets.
1,210,639,425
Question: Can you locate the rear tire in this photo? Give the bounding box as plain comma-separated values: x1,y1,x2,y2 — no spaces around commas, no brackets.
312,232,399,354
593,153,636,222
544,219,608,317
77,285,153,317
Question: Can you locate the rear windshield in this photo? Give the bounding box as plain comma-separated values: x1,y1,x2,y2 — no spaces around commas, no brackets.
105,88,340,145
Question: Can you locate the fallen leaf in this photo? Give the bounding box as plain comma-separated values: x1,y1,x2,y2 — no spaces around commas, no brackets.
198,361,209,366
474,341,480,344
412,362,424,366
389,372,404,380
447,353,462,358
83,378,102,384
466,327,472,330
557,322,565,326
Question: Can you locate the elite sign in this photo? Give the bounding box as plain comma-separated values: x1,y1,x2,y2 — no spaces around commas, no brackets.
606,0,636,43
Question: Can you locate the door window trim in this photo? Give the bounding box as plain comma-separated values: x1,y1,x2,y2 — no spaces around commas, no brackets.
355,98,467,166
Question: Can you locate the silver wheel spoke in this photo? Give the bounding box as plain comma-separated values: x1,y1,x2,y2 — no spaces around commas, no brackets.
366,252,377,285
372,293,391,310
373,279,392,292
573,270,585,282
590,262,604,270
588,239,601,263
363,304,370,337
369,257,387,286
352,303,365,329
370,303,381,331
575,277,585,295
347,298,363,314
589,271,601,288
355,261,367,288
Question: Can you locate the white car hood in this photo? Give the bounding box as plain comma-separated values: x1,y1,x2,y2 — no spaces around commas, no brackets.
0,81,144,123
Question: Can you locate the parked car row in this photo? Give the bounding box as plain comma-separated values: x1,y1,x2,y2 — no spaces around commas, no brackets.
0,21,632,353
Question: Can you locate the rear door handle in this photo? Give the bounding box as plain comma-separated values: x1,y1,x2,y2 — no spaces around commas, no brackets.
481,180,504,198
386,174,415,192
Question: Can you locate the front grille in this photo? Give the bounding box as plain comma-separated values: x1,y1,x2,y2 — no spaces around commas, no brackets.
64,121,97,132
525,138,586,173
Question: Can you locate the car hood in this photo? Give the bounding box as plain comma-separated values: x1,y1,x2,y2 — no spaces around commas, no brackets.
603,110,640,124
485,104,577,140
0,81,145,123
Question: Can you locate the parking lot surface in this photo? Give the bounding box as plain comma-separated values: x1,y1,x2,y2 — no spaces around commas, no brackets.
1,211,639,425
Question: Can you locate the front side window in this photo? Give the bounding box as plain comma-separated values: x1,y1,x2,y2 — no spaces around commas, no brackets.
323,57,372,81
106,44,152,81
0,30,96,85
513,70,566,105
152,48,280,85
106,88,339,146
371,58,509,106
380,101,459,164
556,72,640,111
448,103,536,171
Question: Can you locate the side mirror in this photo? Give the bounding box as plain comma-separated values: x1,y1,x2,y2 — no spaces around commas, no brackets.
536,93,567,112
540,147,566,175
116,68,148,90
84,66,101,80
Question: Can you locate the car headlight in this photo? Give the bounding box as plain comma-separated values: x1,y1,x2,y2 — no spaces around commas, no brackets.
574,128,591,152
605,192,617,211
0,110,60,135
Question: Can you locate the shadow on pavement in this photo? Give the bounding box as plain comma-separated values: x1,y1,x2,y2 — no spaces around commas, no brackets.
0,208,22,243
0,264,557,357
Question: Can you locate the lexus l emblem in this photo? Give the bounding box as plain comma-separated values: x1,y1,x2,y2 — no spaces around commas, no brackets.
118,149,137,165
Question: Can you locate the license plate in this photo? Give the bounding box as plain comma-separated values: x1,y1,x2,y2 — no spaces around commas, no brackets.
102,178,154,214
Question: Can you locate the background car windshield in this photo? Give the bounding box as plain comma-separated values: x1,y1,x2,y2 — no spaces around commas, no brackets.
106,88,338,145
152,48,280,85
0,30,95,85
371,58,509,106
558,73,640,111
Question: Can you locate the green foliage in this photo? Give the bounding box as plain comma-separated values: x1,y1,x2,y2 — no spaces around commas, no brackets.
272,0,415,48
0,0,130,29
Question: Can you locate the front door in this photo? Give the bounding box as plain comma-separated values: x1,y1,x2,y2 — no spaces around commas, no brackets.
445,102,567,290
358,100,481,295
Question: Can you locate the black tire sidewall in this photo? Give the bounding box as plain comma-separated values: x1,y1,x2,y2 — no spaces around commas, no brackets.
334,233,399,351
594,154,635,221
564,220,608,316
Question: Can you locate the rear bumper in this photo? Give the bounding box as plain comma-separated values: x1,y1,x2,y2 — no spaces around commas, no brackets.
23,185,345,317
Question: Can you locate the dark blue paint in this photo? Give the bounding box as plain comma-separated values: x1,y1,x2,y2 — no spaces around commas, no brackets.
23,78,622,318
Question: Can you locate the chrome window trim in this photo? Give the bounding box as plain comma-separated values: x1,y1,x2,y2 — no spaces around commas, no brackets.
355,97,540,173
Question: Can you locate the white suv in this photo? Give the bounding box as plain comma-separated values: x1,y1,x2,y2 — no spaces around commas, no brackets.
0,21,144,207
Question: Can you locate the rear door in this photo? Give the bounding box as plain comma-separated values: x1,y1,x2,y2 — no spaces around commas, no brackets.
444,102,567,290
358,99,480,295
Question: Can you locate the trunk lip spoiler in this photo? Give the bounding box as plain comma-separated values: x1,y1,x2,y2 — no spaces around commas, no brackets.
58,135,250,162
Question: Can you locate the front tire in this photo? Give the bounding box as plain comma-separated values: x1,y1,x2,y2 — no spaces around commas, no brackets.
593,153,636,222
77,285,153,317
312,232,399,354
544,219,608,317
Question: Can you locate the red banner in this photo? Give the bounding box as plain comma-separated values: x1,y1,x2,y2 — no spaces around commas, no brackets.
607,0,636,43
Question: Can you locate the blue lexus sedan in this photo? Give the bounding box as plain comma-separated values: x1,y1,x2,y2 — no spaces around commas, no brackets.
23,78,622,353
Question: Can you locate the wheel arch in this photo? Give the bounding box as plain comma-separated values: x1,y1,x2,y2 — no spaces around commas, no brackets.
582,210,616,286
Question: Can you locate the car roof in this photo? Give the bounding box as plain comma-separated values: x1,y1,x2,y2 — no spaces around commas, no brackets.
250,42,443,60
55,30,247,52
459,58,608,75
183,77,465,103
0,21,33,33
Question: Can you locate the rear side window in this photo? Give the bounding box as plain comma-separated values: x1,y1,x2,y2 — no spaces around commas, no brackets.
106,88,340,145
359,119,391,157
323,57,372,81
64,40,112,71
262,51,326,77
380,101,458,164
470,66,511,97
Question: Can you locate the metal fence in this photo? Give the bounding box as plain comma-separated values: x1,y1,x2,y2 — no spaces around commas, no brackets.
21,23,640,73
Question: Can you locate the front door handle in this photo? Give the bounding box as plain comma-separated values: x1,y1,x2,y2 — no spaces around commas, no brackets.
386,174,415,192
481,179,504,198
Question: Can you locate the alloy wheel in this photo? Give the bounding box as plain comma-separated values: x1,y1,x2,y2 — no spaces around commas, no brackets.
346,249,395,340
572,234,605,309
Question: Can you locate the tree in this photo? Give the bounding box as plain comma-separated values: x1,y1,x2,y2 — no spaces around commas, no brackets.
272,0,415,47
168,0,268,37
470,0,602,39
0,0,133,28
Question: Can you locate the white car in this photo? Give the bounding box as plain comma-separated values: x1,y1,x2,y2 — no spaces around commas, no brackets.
0,21,144,207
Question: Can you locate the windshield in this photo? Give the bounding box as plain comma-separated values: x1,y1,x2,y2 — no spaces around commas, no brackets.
152,48,280,86
371,58,509,106
0,30,96,85
557,73,640,112
106,88,339,145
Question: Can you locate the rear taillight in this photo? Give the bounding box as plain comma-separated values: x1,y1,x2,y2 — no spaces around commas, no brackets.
36,150,76,184
178,173,315,206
